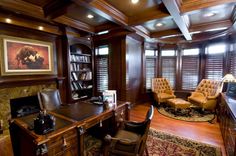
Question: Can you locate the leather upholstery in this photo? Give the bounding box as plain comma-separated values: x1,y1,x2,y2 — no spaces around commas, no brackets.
151,78,176,104
188,79,221,111
38,89,62,111
105,105,154,156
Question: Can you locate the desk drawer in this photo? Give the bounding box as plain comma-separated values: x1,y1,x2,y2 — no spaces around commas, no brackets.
47,129,78,156
85,111,113,129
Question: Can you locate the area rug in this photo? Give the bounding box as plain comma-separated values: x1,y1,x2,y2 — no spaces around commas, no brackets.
158,106,215,122
84,128,221,156
145,128,222,156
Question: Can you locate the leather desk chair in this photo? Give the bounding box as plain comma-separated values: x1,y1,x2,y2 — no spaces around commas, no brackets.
37,89,62,111
104,105,154,156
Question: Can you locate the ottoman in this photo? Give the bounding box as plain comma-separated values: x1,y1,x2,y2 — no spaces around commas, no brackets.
167,98,191,110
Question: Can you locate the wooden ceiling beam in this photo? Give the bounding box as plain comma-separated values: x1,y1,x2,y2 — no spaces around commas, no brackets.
190,20,232,32
128,8,170,26
162,0,192,40
94,22,119,33
132,26,151,39
53,15,95,33
43,0,73,19
72,0,128,26
151,29,182,38
0,12,62,35
0,0,44,19
180,0,236,13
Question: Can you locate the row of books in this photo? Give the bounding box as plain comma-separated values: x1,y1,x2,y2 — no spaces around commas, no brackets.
71,81,93,91
70,63,80,71
71,72,92,81
70,54,90,63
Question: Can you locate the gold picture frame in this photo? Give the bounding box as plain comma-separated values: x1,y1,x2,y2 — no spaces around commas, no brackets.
0,35,54,75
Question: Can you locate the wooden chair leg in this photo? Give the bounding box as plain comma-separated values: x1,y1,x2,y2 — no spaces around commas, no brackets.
144,145,149,156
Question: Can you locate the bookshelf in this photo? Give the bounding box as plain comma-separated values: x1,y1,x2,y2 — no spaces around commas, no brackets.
69,44,93,100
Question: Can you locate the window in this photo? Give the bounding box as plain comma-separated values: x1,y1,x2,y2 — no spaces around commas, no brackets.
95,45,109,92
205,43,226,80
145,50,157,89
181,48,200,90
229,43,236,77
161,50,176,88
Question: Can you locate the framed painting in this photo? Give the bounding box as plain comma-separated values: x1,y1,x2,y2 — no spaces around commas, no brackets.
0,35,54,75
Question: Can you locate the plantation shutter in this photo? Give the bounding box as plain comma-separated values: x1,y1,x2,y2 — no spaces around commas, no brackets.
229,44,236,77
146,57,156,89
161,56,176,88
96,56,108,92
182,55,199,90
181,49,199,90
205,54,224,80
205,43,226,80
95,46,109,92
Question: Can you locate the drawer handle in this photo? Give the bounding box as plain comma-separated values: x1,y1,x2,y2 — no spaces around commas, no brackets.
100,120,103,127
62,137,67,148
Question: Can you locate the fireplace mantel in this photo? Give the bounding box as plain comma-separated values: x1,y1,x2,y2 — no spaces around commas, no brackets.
0,76,66,131
0,76,65,88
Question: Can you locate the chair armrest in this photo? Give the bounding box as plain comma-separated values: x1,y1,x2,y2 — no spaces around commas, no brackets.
207,95,218,100
190,92,204,97
104,135,137,145
164,90,174,95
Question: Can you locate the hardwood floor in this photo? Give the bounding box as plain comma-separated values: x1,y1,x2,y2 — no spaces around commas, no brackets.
130,103,226,156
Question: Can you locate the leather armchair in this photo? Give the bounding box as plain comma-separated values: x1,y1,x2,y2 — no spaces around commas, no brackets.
37,89,62,111
151,78,176,105
104,105,154,156
188,79,221,111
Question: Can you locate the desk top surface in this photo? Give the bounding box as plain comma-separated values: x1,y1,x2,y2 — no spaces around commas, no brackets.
52,101,128,122
12,101,130,141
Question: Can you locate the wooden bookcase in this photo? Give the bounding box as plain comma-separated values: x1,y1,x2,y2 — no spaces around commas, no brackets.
69,44,93,101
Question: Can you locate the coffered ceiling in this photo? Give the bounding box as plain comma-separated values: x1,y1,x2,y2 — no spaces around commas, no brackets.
0,0,236,43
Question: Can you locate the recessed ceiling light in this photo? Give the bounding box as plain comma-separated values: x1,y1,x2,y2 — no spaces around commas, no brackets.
38,26,44,30
87,14,94,19
156,22,163,27
87,37,90,40
131,0,139,4
204,12,216,17
5,18,12,23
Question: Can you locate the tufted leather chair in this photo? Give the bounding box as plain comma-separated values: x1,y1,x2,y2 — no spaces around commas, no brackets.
188,79,221,111
37,89,62,111
151,78,176,105
104,105,154,156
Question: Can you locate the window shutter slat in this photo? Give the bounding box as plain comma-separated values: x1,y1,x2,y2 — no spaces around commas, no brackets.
161,56,176,88
146,58,156,89
96,56,108,92
181,55,199,90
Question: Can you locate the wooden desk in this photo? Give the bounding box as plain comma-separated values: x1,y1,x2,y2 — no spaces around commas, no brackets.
9,101,130,156
218,94,236,156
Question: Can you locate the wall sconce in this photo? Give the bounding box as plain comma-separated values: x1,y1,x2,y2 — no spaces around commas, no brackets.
221,74,235,92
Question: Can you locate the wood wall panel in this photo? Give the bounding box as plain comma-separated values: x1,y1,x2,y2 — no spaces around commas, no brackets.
126,36,143,103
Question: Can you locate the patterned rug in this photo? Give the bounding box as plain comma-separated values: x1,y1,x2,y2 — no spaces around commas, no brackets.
145,128,222,156
158,106,215,122
84,128,222,156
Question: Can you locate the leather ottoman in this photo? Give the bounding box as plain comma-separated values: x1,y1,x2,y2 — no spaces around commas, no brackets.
167,98,191,110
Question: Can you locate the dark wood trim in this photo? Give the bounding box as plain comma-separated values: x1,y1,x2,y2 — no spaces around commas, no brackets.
180,0,236,14
54,15,95,33
128,8,170,26
73,0,128,26
0,12,62,35
0,0,44,19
